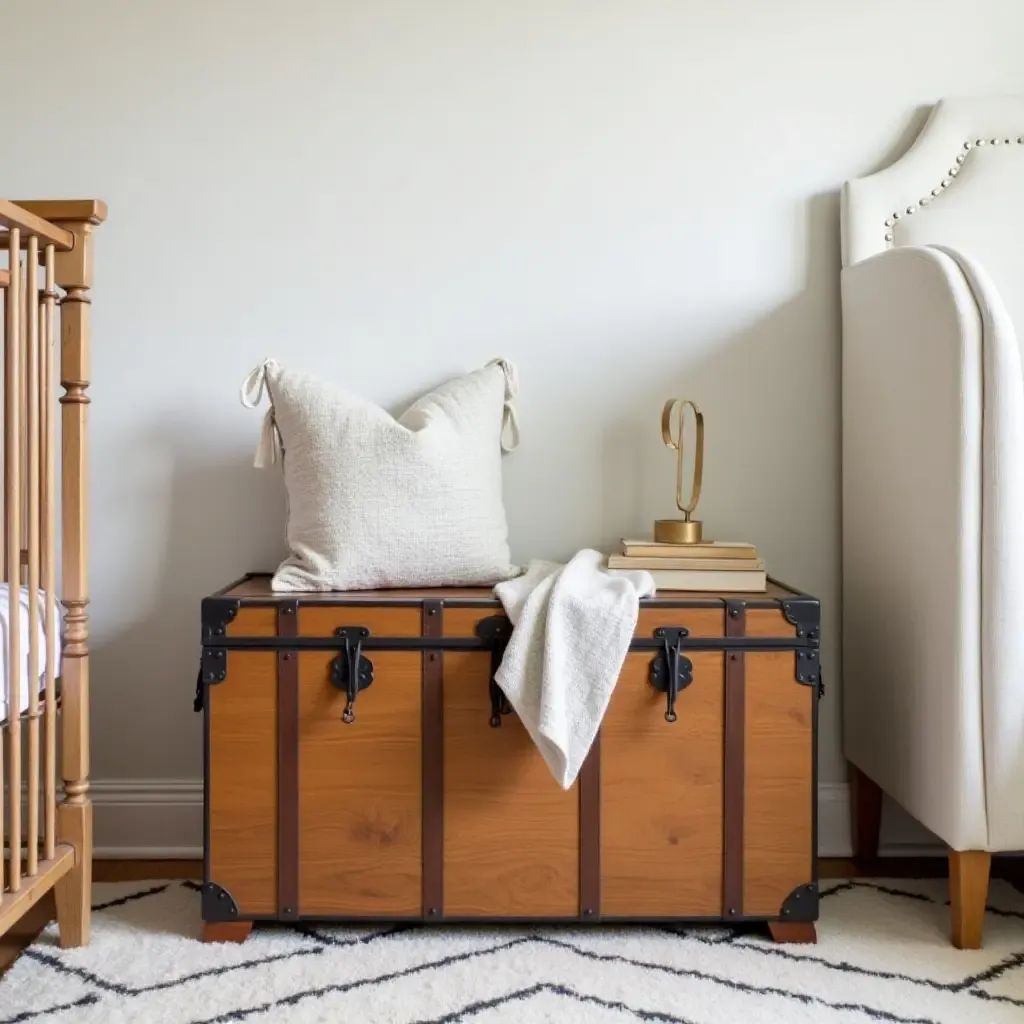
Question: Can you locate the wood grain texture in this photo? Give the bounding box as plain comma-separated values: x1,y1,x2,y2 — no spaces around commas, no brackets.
745,610,797,638
601,652,723,917
42,244,57,862
950,849,991,949
0,200,74,249
202,921,253,944
768,921,817,944
226,607,277,637
635,607,722,638
0,892,52,976
742,652,814,917
298,606,421,638
54,809,90,947
220,575,804,605
0,849,72,940
442,606,499,638
208,652,277,916
6,229,23,894
56,217,97,944
443,651,579,917
13,200,107,229
850,762,882,866
299,651,422,916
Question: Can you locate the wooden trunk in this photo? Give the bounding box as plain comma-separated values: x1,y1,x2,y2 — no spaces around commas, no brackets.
198,574,819,938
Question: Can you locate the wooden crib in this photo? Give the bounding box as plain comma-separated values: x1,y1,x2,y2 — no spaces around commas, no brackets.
0,200,105,949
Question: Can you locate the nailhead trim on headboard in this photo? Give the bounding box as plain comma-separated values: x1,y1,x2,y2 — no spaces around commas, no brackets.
882,136,1024,243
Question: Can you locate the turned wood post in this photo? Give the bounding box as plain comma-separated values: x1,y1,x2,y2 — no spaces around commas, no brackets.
44,202,106,947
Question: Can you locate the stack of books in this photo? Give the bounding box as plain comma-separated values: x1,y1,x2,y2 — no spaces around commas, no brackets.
607,537,767,592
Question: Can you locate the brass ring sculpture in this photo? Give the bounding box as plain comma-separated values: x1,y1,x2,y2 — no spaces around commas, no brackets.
654,398,706,545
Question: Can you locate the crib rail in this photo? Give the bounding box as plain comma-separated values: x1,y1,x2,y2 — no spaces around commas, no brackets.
0,198,104,948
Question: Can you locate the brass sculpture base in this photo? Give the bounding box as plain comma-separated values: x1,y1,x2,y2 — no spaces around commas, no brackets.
654,519,705,545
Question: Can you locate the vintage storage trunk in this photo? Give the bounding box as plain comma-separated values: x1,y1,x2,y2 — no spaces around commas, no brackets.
196,573,821,943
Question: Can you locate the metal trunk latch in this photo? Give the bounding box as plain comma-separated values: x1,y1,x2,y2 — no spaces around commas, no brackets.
330,627,374,723
476,615,514,727
648,627,693,723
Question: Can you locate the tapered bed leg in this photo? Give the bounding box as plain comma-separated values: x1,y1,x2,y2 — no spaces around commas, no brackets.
849,762,882,866
767,921,817,944
203,921,253,944
54,801,92,948
949,849,990,949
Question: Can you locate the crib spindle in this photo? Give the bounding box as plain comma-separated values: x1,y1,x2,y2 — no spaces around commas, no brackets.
42,243,57,862
0,237,8,894
25,234,40,877
6,230,22,892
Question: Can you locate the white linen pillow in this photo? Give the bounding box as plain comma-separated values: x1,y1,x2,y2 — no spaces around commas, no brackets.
240,358,521,591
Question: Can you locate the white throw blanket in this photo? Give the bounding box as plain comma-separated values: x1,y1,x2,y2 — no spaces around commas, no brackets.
493,549,655,789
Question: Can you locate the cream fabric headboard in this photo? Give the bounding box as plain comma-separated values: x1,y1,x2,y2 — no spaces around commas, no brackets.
842,95,1024,334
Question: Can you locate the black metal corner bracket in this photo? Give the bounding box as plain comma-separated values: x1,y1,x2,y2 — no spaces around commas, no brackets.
778,882,818,922
648,627,692,723
201,648,228,685
477,616,514,727
201,598,240,640
795,648,821,687
331,627,374,723
194,648,229,712
202,882,240,922
780,597,820,643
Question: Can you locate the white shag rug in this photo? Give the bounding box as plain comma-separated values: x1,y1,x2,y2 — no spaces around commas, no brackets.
2,878,1024,1023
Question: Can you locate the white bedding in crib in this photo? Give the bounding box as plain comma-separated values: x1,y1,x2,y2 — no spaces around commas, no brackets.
0,584,62,723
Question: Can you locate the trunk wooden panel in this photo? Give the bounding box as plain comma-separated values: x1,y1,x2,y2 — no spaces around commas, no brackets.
601,652,724,917
445,606,725,639
745,610,797,638
225,607,277,638
208,652,277,915
635,607,723,638
442,607,499,638
298,651,422,916
299,606,421,638
742,652,814,916
443,651,579,917
203,575,818,930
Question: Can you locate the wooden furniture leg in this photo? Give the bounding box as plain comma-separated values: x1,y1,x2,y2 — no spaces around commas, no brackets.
54,803,92,948
849,762,882,867
767,921,817,944
202,921,253,944
51,211,100,950
949,849,990,949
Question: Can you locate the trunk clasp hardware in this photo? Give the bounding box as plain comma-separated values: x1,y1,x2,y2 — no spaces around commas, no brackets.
648,627,692,723
331,627,374,723
476,616,514,727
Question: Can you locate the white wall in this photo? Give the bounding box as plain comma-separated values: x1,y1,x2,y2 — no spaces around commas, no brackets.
3,0,1023,855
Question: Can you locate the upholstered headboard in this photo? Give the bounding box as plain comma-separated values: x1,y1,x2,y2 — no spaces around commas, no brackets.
841,97,1024,301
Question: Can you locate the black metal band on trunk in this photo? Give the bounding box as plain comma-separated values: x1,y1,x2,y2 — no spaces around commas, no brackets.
277,602,300,921
723,600,746,918
422,601,444,919
579,733,601,919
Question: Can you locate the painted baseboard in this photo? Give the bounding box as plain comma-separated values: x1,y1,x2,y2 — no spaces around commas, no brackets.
93,779,204,859
90,778,944,860
817,782,943,857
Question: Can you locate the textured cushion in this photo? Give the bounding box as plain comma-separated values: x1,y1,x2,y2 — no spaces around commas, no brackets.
241,358,521,591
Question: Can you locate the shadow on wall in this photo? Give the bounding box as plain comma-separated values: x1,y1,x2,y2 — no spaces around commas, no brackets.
595,101,933,556
90,430,286,780
592,190,842,570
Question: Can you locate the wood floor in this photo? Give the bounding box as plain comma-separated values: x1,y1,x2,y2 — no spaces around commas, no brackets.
2,857,1021,977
